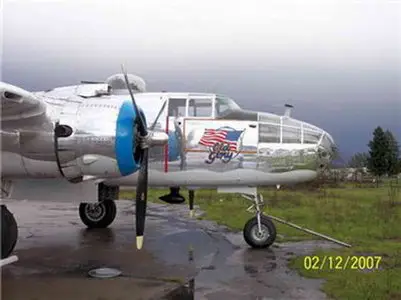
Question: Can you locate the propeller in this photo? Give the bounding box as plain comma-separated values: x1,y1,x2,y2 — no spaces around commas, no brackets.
121,65,167,249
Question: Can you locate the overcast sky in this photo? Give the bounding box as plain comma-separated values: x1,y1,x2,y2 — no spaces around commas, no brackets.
1,0,400,158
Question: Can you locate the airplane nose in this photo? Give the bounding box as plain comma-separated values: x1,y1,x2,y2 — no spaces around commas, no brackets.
295,121,336,167
318,131,336,157
316,130,336,168
257,112,336,171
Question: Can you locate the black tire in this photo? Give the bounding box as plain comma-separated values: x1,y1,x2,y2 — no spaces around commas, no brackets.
243,215,277,249
79,200,117,229
1,205,18,259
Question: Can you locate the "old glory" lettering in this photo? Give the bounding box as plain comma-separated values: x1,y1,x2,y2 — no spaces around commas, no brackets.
205,142,234,164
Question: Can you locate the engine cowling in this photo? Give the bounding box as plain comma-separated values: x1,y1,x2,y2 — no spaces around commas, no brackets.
54,99,142,182
114,100,143,176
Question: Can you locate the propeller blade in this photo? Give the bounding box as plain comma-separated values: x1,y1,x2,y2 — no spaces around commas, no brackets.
121,64,149,250
150,99,167,131
135,148,149,249
120,64,147,136
188,190,195,218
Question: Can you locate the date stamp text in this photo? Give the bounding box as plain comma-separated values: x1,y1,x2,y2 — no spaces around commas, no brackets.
303,255,382,271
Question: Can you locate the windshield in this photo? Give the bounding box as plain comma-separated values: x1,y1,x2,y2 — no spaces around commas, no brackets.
215,96,241,117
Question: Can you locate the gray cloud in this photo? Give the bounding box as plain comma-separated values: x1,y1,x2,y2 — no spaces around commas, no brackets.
2,0,400,157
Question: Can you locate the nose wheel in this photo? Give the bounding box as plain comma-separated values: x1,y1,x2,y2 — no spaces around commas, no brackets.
243,215,276,248
241,193,277,248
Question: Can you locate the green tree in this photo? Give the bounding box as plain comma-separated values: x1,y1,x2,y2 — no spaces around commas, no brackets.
348,152,369,169
367,126,389,185
384,130,400,177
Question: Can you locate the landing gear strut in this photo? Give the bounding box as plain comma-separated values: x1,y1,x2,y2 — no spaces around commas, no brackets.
240,189,352,248
79,183,118,229
241,193,277,248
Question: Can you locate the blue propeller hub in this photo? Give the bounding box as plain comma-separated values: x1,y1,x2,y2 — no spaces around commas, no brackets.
115,100,142,176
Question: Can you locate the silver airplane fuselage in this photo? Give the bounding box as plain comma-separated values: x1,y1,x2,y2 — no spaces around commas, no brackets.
1,82,336,188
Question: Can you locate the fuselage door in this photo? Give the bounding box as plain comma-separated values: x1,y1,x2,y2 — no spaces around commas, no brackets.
164,94,215,169
163,96,187,168
166,97,187,131
166,94,215,135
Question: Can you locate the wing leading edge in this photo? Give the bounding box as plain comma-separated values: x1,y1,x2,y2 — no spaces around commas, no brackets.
1,82,46,123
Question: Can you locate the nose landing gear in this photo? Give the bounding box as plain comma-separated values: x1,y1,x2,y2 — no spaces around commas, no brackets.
240,189,352,249
241,193,277,248
218,186,351,249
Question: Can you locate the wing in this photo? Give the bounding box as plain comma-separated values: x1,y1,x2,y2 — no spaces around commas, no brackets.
1,82,46,123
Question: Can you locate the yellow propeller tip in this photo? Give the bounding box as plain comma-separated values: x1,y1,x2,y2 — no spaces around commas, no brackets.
136,236,144,250
189,210,194,218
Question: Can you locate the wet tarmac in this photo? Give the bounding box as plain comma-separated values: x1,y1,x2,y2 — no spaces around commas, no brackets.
1,199,340,299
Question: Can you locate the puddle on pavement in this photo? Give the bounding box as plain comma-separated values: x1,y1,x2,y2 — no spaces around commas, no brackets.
4,200,340,300
151,224,337,300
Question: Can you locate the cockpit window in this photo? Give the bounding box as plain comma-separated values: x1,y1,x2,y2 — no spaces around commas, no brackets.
303,130,322,144
168,98,186,117
215,96,241,117
188,98,213,117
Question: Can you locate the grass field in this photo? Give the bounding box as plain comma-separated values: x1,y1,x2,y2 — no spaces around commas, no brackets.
120,181,401,300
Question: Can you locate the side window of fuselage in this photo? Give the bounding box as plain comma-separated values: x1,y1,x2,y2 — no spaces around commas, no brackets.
168,99,187,117
188,98,212,117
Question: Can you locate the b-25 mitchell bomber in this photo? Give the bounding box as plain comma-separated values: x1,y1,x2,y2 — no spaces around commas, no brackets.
0,71,337,265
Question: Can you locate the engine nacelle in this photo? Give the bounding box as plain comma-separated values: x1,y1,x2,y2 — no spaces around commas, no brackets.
54,99,142,182
1,98,143,182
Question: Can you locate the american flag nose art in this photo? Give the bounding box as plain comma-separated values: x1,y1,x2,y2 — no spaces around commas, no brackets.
199,128,244,151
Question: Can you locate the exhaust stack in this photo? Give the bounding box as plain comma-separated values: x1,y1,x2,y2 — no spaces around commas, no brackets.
284,104,293,117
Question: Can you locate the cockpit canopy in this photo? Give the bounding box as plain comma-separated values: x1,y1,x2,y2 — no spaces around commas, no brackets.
166,94,242,119
165,93,334,149
214,95,241,117
167,94,242,118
